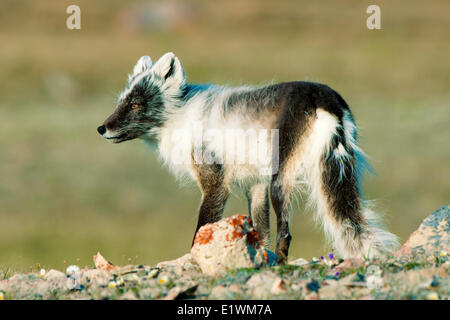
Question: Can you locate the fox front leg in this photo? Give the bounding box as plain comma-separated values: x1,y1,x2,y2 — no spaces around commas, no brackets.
191,163,230,246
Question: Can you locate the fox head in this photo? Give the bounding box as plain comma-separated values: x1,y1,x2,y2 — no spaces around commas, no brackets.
98,52,186,143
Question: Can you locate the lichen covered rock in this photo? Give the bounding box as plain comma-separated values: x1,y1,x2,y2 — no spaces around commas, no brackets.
190,214,273,276
396,205,449,258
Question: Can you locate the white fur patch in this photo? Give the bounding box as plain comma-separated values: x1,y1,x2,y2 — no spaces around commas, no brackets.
157,86,280,183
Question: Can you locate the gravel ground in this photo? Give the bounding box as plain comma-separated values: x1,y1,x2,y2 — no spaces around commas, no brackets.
0,252,448,300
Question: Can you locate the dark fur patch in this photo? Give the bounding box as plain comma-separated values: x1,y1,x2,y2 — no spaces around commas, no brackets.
164,58,175,80
245,82,362,260
103,81,165,137
322,132,363,234
227,81,350,118
191,156,230,246
246,185,270,246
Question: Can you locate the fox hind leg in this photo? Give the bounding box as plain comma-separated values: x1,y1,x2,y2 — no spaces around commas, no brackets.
246,183,271,247
270,170,295,264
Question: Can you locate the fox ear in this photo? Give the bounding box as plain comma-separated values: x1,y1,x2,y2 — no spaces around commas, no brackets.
129,56,152,81
152,52,185,85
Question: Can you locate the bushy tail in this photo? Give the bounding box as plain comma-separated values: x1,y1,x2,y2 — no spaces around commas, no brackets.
302,108,399,259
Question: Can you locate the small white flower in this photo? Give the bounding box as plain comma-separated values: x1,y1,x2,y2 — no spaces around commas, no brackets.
39,269,46,277
159,275,170,285
108,281,117,288
427,292,439,300
66,265,80,276
440,251,447,257
322,258,333,267
312,257,319,262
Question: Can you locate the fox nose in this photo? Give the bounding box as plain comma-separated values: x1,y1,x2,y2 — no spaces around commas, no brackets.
97,125,106,135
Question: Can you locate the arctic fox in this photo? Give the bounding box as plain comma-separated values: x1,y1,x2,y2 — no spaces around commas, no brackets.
98,52,398,263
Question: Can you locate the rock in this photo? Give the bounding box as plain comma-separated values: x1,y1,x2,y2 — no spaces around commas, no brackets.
319,285,352,299
162,284,198,300
210,284,234,299
162,287,182,300
318,284,339,299
270,278,288,295
305,293,320,300
113,265,139,276
93,252,116,272
65,277,84,291
119,291,138,300
338,273,367,288
156,254,202,279
7,274,28,282
157,253,198,270
386,266,448,286
44,269,67,281
396,205,449,258
290,279,308,293
81,269,110,286
366,275,383,290
140,287,162,299
333,258,364,273
246,271,283,299
321,279,338,287
289,257,309,266
190,214,271,276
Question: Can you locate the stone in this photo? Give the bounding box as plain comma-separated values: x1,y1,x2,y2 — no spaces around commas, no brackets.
385,267,448,288
190,214,271,276
140,287,162,299
162,284,198,300
157,253,195,267
305,292,320,300
208,284,242,300
288,257,309,266
270,278,288,295
113,265,139,276
396,205,449,258
81,269,110,286
7,274,27,282
44,269,67,281
333,258,364,273
246,271,283,299
119,291,138,300
210,284,234,299
93,252,116,272
163,287,183,300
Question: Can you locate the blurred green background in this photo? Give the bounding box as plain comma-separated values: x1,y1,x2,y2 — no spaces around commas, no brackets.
0,0,449,272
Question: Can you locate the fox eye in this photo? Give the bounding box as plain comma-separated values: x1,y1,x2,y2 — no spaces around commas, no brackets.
131,104,139,110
